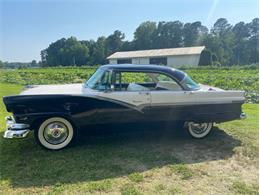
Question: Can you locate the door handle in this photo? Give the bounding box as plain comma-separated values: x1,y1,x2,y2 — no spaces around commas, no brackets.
138,91,150,95
132,100,143,103
184,91,194,94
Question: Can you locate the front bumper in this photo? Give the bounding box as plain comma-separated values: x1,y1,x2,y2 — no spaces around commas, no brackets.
3,116,30,138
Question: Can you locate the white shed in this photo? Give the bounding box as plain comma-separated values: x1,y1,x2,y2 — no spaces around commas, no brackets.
107,46,205,67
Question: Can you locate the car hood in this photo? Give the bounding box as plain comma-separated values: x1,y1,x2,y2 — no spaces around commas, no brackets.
20,84,86,95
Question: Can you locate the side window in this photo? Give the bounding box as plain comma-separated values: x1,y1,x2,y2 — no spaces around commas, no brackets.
113,71,182,91
121,72,152,83
151,73,183,91
114,72,153,91
95,70,112,90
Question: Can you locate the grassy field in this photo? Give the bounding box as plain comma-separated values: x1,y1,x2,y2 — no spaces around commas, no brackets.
0,66,258,103
0,83,258,194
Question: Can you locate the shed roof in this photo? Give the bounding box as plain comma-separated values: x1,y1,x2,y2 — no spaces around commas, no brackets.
107,46,205,59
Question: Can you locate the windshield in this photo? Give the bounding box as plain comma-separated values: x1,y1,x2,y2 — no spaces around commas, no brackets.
85,68,111,90
182,74,200,90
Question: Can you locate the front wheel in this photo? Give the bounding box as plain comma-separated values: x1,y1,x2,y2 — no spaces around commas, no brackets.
185,122,213,139
35,117,75,150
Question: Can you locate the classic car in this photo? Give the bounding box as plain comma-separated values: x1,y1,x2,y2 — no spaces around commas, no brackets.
3,64,246,150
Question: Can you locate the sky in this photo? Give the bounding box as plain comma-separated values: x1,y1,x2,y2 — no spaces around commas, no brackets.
0,0,258,62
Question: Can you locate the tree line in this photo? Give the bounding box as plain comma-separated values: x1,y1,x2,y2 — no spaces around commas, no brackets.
7,17,260,67
0,60,39,69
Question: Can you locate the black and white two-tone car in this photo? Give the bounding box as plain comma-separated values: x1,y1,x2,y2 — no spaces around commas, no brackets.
3,64,246,150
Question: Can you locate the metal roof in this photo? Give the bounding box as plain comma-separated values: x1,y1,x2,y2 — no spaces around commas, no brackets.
107,46,205,59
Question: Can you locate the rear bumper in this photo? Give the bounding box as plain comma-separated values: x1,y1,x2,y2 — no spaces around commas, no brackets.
3,116,30,138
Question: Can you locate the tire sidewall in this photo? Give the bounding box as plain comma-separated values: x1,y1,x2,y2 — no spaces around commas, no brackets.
36,117,74,150
187,122,213,139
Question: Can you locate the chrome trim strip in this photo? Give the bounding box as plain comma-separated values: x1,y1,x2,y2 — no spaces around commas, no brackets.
88,94,245,110
149,101,244,107
94,95,145,113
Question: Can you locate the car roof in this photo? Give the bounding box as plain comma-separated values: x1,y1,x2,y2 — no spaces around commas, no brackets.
100,64,185,81
101,64,174,71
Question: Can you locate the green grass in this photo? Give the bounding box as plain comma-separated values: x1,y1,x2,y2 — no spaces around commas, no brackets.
121,184,141,195
0,83,258,194
169,164,193,180
231,181,258,194
154,183,166,191
0,66,258,103
128,172,144,183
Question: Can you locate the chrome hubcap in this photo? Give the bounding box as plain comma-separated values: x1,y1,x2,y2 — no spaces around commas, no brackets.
43,122,69,145
189,122,209,134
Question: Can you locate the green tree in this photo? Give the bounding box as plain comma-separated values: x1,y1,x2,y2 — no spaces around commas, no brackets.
30,60,38,67
210,18,234,65
248,18,259,63
106,30,125,55
40,17,259,67
199,50,212,66
40,49,48,66
183,22,208,46
92,36,107,65
154,21,183,48
232,22,250,64
120,41,134,51
134,21,157,50
211,53,218,62
42,37,89,66
0,60,4,68
81,40,96,65
211,18,232,36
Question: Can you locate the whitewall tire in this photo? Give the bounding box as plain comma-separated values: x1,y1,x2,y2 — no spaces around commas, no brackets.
36,117,74,150
186,122,213,139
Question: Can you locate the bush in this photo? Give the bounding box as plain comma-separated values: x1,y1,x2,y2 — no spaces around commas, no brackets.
199,50,212,66
212,61,221,66
212,53,218,62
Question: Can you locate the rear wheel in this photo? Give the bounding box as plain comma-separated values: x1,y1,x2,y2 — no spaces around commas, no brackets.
185,122,213,139
35,117,74,150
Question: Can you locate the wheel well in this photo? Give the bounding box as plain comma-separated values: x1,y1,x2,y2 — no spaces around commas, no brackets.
31,115,77,131
31,117,47,130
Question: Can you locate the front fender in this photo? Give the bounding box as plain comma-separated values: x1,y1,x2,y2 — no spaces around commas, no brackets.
3,94,142,130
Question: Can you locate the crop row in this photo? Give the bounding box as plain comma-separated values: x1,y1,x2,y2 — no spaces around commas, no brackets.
0,67,258,103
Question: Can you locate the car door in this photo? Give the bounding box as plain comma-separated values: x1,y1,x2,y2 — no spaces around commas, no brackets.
150,90,196,121
149,73,194,122
95,71,151,123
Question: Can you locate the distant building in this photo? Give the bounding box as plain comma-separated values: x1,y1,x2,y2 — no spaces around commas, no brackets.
107,46,205,67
